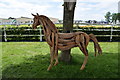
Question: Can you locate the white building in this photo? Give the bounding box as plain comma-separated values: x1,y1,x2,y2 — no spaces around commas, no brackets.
0,18,14,25
0,17,59,25
118,1,120,13
117,1,120,24
16,17,33,24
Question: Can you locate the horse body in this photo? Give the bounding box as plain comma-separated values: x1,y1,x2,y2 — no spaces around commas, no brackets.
57,32,88,51
32,13,102,71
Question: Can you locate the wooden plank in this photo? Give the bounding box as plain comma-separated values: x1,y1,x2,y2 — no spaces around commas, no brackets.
58,44,76,51
58,33,75,39
58,38,75,43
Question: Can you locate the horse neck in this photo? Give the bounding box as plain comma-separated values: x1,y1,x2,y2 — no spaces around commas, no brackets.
38,17,58,40
38,17,58,45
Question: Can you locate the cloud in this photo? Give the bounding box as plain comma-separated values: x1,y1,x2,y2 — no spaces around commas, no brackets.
74,0,119,20
0,0,119,21
0,0,52,18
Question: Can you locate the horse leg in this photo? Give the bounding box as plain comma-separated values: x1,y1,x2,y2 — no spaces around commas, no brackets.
54,49,59,66
80,55,88,70
81,47,88,70
47,47,54,71
54,34,59,66
94,43,97,57
78,42,88,70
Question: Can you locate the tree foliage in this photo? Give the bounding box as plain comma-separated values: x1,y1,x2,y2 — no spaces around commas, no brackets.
117,13,120,22
111,13,117,24
105,12,120,24
105,12,111,24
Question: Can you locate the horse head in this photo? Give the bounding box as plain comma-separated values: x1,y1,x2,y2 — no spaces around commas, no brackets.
32,13,41,29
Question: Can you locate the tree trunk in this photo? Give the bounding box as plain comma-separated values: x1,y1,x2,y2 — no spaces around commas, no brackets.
60,1,76,62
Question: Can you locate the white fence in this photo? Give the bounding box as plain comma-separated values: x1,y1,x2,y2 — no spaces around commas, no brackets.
2,24,120,42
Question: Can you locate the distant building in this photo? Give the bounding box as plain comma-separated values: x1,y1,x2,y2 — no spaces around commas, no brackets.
49,17,59,24
0,16,59,25
0,18,3,24
118,1,120,13
117,1,120,24
16,17,33,24
0,18,15,25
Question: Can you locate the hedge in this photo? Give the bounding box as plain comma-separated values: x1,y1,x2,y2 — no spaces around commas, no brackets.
1,26,120,42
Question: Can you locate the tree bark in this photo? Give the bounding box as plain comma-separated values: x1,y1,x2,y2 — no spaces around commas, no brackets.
60,1,76,62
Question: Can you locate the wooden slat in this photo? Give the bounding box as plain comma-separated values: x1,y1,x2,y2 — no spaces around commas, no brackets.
58,44,76,51
58,33,75,39
58,38,75,43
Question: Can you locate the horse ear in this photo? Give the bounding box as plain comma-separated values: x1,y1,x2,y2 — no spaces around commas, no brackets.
31,13,35,16
36,13,39,16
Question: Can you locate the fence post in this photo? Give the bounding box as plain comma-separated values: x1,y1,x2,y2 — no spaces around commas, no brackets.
4,25,7,42
110,23,114,42
39,27,42,42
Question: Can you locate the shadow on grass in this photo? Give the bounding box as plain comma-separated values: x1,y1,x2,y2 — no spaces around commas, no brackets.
2,52,118,78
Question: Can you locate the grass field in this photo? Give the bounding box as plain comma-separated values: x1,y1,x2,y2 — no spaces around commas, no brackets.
2,42,119,78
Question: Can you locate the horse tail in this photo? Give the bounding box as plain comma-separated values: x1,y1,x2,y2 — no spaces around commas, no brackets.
89,33,102,56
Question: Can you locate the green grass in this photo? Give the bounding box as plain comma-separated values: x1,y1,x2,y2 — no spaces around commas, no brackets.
2,42,119,78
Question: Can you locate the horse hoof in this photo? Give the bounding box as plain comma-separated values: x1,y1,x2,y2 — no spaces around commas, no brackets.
47,67,51,71
47,68,50,71
54,62,58,66
80,68,84,70
80,66,85,70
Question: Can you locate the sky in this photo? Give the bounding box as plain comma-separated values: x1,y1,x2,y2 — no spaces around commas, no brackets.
0,0,119,21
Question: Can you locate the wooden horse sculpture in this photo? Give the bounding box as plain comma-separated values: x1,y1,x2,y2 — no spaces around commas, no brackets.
32,13,102,71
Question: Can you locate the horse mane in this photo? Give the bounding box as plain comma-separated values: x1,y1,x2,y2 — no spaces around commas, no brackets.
39,15,58,33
